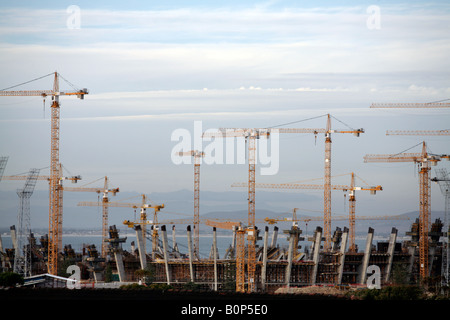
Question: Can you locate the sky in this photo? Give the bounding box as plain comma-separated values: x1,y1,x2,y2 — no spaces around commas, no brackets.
0,1,449,229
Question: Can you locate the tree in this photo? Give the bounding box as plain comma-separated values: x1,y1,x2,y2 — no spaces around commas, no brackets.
0,272,24,287
104,265,113,283
135,267,154,285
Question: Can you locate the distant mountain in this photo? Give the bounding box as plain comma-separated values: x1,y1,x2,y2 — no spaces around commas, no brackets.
1,187,445,241
0,188,318,230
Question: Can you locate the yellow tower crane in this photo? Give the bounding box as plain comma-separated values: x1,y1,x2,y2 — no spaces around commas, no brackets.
220,114,364,251
0,72,88,274
204,117,363,291
62,176,119,258
364,141,449,279
202,128,270,293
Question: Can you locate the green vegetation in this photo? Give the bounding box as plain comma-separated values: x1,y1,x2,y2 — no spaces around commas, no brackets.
134,265,156,285
120,282,173,291
0,272,24,287
182,281,201,291
104,265,113,282
350,284,450,300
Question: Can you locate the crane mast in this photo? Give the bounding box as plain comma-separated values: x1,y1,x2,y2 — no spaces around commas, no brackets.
202,128,269,292
348,173,357,252
418,143,431,279
432,169,450,285
177,150,205,258
324,115,332,251
14,168,40,276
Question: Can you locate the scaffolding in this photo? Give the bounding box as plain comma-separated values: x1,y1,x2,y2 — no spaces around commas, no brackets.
8,218,449,292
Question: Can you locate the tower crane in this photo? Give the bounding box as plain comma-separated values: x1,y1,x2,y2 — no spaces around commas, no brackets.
370,102,450,108
62,176,119,258
0,72,88,274
232,172,381,252
202,128,270,292
364,141,449,279
14,168,40,276
386,130,450,136
204,116,363,291
176,150,205,258
2,169,81,252
78,195,164,258
220,114,364,251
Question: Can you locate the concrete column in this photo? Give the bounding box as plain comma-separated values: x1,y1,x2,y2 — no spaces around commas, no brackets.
331,227,342,252
385,227,398,282
107,225,127,283
261,226,269,291
151,226,158,259
10,226,17,251
213,227,218,291
337,227,349,285
172,225,180,254
0,235,5,270
187,226,194,282
429,246,437,277
285,228,295,288
231,226,237,249
172,226,176,251
311,226,322,285
161,225,171,285
130,241,136,255
114,252,126,282
271,226,279,248
407,246,416,283
227,226,237,259
134,225,147,270
359,227,374,285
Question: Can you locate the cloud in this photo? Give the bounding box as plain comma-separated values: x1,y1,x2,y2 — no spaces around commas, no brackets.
1,4,449,45
1,4,450,93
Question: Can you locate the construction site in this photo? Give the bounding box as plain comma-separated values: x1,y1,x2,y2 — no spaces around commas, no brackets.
0,72,450,295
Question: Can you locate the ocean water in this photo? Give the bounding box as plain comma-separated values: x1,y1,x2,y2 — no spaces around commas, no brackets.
1,232,237,259
1,230,378,258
